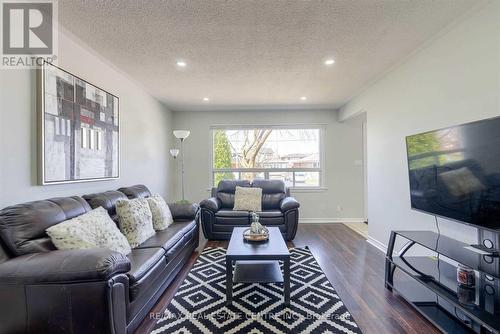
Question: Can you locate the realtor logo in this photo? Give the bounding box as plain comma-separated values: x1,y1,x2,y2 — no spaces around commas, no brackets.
3,1,52,53
1,0,57,68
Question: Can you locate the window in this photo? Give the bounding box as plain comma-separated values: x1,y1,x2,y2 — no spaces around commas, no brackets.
211,126,324,188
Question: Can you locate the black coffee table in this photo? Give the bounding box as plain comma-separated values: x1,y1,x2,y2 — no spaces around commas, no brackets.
225,227,291,306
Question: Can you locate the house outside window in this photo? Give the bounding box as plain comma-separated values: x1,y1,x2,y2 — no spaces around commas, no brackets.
211,125,325,189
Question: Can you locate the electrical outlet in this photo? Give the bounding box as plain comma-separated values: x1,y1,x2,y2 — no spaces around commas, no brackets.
336,205,342,212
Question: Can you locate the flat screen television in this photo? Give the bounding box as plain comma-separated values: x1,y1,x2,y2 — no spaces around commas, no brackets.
406,116,500,232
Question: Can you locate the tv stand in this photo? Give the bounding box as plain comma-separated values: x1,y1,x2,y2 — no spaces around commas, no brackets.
385,230,500,334
468,244,500,257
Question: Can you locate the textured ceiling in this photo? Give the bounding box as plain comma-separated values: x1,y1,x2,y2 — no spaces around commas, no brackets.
59,0,483,111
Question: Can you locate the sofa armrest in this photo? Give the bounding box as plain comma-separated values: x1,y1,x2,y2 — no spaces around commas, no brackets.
168,202,200,220
0,248,130,284
200,197,221,212
280,197,300,212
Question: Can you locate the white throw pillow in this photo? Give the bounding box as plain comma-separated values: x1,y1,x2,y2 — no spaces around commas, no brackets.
233,186,262,212
116,198,155,247
46,207,131,255
146,195,174,231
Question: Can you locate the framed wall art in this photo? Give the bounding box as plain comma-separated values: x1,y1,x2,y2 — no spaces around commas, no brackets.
37,62,119,184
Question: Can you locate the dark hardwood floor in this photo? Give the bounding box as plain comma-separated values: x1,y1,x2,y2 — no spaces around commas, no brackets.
135,224,440,334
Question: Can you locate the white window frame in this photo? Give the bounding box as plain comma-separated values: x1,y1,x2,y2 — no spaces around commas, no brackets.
209,124,326,191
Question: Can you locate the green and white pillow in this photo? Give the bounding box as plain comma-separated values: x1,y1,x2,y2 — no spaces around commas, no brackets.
46,207,131,255
116,198,155,247
146,195,174,231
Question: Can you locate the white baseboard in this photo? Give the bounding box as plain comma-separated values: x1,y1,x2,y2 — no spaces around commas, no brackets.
367,236,387,253
299,220,388,254
299,218,366,224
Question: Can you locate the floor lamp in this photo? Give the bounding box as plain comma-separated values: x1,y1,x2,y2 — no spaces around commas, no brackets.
171,130,190,201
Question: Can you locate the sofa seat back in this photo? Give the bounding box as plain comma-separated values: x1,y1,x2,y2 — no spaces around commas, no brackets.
252,179,287,210
212,179,289,210
118,184,152,199
82,190,127,222
83,185,151,225
216,180,251,209
0,241,9,264
0,196,91,256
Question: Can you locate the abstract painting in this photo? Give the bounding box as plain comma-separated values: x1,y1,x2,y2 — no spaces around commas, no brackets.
38,62,119,184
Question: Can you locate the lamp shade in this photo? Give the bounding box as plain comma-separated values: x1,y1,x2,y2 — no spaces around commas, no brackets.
173,130,190,140
169,148,180,158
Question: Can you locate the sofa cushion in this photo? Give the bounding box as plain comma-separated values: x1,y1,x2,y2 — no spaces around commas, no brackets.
128,222,198,301
215,210,249,217
252,179,286,210
257,210,285,225
116,198,155,248
136,220,196,252
46,207,131,255
0,196,91,256
216,180,251,208
128,233,196,304
215,209,250,225
233,186,262,212
257,210,284,218
126,247,165,284
215,220,250,227
129,256,168,302
164,224,197,262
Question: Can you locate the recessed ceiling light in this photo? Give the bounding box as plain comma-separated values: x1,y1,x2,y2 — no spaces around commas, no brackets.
203,97,210,102
176,60,187,67
324,59,335,65
300,96,307,101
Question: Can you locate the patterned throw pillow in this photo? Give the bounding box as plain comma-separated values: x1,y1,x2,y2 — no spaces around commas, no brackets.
116,198,155,248
233,186,262,212
146,195,174,231
46,207,131,255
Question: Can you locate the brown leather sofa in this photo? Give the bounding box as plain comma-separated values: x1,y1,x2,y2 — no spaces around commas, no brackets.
200,179,300,240
0,185,199,334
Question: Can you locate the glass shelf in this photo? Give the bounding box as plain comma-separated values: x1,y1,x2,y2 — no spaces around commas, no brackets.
389,256,499,332
389,268,473,334
394,230,500,280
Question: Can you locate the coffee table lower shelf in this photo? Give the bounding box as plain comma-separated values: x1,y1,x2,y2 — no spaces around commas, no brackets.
233,260,284,284
225,227,291,306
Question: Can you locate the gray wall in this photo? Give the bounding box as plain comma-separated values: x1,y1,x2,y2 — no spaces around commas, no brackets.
339,2,500,248
0,28,174,208
171,109,365,221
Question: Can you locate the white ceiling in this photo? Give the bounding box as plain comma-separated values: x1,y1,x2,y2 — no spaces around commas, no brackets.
59,1,483,112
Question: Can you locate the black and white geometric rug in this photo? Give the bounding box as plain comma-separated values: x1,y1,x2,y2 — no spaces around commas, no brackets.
152,247,362,334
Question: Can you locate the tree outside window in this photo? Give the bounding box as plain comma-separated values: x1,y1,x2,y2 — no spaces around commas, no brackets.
213,130,234,185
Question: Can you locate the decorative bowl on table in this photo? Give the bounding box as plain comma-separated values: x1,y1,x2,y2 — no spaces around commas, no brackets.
243,212,269,242
243,228,269,242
